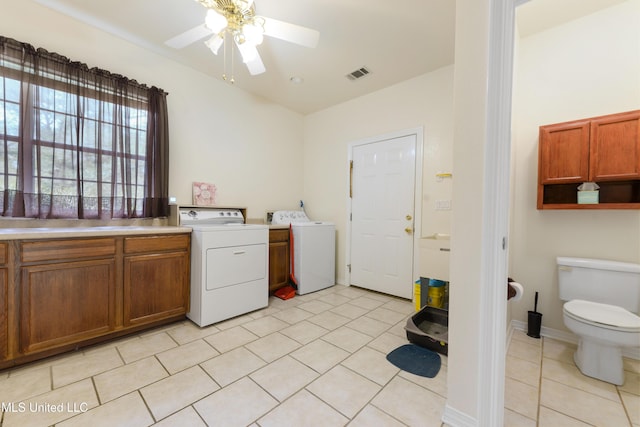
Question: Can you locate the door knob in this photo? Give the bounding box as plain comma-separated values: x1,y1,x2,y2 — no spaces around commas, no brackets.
405,227,413,234
406,214,412,221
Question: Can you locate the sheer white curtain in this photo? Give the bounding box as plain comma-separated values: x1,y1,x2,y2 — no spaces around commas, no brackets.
0,36,169,219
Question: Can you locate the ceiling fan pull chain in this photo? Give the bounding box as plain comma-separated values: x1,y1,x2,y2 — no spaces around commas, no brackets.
222,30,228,81
230,37,235,84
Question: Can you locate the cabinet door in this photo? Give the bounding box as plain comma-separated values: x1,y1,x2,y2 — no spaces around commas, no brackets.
590,110,640,181
269,229,290,292
123,252,189,326
269,241,290,291
0,267,6,362
0,243,6,361
538,120,590,184
20,259,116,354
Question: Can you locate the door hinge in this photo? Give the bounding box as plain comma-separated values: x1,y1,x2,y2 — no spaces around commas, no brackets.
347,264,351,273
349,160,353,198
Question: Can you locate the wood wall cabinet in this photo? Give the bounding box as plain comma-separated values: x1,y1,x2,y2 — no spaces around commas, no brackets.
268,228,290,292
537,110,640,209
0,231,190,370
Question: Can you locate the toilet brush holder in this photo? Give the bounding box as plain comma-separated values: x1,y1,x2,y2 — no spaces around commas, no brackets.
527,311,542,338
527,291,542,338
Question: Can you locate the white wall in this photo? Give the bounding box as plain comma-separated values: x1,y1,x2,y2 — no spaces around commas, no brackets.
303,66,455,285
510,0,640,332
0,1,305,222
445,0,492,419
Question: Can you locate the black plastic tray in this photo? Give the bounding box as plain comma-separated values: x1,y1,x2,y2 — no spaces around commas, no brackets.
405,305,449,356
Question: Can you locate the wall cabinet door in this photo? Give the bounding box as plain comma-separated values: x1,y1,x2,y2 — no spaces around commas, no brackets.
538,120,590,184
590,111,640,181
123,252,189,326
538,110,640,209
20,259,116,354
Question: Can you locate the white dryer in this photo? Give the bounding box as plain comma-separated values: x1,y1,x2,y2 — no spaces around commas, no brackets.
272,210,335,295
180,208,268,327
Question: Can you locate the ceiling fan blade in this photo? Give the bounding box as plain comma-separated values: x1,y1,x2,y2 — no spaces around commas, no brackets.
235,40,266,75
262,17,319,48
246,54,266,75
165,23,213,49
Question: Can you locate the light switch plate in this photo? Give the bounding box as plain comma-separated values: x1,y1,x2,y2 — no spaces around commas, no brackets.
435,200,451,210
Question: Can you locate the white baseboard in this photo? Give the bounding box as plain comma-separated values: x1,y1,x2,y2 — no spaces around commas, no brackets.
506,321,516,352
441,404,477,427
510,319,640,360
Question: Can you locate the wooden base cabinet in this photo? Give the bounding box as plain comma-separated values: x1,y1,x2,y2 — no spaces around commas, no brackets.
20,259,116,354
269,228,290,292
124,235,190,326
0,232,190,370
0,243,7,362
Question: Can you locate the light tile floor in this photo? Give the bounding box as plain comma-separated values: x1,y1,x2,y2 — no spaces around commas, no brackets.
505,329,640,427
0,284,638,426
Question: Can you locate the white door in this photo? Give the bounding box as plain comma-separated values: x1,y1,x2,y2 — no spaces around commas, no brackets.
350,134,416,299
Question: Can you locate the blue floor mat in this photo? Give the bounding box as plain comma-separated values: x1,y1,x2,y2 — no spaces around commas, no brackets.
386,344,442,378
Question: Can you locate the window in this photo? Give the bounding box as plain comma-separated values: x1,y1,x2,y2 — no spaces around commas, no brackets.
0,36,169,219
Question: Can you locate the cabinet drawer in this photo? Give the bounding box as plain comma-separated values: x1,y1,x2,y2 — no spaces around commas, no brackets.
269,229,289,243
21,238,116,263
124,234,190,254
0,242,6,265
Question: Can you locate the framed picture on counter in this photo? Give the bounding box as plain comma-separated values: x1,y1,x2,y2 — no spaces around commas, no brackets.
192,182,217,206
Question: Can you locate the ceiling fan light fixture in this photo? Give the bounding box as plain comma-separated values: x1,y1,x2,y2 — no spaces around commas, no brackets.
242,22,264,46
177,0,319,80
204,34,224,55
205,9,228,33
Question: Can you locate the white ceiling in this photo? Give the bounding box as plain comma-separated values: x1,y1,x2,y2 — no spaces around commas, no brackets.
33,0,627,115
516,0,629,37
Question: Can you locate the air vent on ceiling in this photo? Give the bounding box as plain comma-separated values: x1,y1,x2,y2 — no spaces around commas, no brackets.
346,66,371,81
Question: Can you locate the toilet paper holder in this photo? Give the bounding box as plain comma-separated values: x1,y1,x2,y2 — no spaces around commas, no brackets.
507,278,524,301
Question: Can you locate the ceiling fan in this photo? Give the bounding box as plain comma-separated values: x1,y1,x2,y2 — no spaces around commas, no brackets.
165,0,320,78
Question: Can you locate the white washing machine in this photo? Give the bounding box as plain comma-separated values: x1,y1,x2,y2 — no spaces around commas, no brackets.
272,210,335,295
180,208,268,327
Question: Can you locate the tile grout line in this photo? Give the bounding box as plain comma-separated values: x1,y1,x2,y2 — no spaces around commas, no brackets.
337,358,411,425
615,383,634,426
536,337,544,427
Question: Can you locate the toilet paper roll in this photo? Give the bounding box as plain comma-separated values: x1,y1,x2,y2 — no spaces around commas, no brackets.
509,282,524,302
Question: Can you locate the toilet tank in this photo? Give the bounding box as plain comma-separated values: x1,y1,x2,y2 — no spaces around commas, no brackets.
557,257,640,312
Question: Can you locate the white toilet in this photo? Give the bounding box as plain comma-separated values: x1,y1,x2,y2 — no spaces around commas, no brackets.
557,257,640,385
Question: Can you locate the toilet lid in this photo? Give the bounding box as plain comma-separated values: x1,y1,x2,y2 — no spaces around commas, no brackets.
564,300,640,331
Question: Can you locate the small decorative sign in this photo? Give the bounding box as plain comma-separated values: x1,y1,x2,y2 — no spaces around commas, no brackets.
192,182,217,206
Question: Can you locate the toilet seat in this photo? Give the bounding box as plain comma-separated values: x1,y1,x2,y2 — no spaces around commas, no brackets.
564,299,640,332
